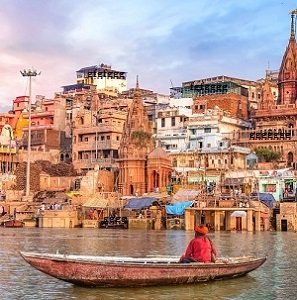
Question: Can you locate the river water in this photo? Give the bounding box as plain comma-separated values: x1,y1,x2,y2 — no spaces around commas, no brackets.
0,228,296,300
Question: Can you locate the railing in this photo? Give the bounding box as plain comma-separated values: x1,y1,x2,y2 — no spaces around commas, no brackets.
73,140,121,150
231,128,297,143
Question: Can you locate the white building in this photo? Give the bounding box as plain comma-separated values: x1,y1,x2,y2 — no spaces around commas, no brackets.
155,105,191,152
76,63,127,94
187,106,251,152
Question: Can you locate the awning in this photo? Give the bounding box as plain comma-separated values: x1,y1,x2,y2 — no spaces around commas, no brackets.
165,201,193,215
250,193,276,208
124,197,157,210
83,198,108,208
66,191,82,198
231,211,247,218
172,189,199,203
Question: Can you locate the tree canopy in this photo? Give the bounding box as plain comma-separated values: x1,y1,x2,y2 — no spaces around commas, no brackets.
255,148,281,162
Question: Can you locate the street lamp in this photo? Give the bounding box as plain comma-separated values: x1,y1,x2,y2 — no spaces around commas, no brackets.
20,69,41,197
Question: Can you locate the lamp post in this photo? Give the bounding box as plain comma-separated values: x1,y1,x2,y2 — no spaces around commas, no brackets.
20,69,41,197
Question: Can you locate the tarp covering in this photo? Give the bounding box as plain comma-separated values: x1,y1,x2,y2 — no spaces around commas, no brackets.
124,197,157,210
172,189,199,203
66,191,82,198
165,201,193,215
250,192,276,208
83,198,108,208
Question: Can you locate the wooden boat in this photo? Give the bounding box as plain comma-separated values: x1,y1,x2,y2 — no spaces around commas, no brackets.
20,251,266,287
3,219,24,228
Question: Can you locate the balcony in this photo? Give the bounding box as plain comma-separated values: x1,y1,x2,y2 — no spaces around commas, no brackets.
233,129,297,143
74,124,123,134
73,140,121,151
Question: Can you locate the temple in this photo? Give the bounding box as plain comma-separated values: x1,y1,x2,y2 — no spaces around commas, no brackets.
117,77,171,195
234,10,297,168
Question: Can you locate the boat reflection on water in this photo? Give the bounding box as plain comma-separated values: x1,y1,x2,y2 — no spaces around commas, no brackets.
68,275,259,300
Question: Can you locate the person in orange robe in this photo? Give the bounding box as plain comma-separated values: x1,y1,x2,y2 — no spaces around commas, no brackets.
179,225,218,263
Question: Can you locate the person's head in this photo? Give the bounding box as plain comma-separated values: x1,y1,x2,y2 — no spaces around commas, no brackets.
194,224,209,237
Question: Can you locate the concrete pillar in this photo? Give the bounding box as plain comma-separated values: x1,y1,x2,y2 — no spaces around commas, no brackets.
246,209,253,232
185,209,194,231
225,211,231,231
254,211,261,231
214,211,220,231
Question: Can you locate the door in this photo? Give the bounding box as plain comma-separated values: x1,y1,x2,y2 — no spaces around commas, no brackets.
236,217,242,231
281,219,287,231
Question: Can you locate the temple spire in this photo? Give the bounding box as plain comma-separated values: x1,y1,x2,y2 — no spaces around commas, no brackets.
290,9,297,39
136,75,139,89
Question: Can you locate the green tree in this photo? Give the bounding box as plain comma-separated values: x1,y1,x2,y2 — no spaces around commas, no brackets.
255,148,281,162
131,130,152,148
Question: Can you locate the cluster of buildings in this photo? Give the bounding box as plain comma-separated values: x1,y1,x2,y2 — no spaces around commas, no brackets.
1,11,297,231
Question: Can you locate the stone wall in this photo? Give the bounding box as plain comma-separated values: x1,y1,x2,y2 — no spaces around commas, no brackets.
38,210,79,228
277,202,297,232
40,174,76,191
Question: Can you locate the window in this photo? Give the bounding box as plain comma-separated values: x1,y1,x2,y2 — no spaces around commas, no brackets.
161,118,165,127
107,136,110,140
189,160,194,168
199,104,205,110
171,117,176,127
84,137,88,142
101,136,105,141
204,128,211,133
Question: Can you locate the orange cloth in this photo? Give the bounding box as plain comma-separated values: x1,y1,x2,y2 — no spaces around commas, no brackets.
183,236,217,263
194,225,209,235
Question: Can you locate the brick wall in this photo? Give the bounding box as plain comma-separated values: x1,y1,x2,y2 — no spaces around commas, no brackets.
193,93,248,120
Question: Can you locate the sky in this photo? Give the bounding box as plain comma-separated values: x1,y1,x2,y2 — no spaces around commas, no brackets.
0,0,296,111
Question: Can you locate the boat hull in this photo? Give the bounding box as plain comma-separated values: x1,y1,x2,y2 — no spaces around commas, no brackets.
20,252,266,287
3,220,24,228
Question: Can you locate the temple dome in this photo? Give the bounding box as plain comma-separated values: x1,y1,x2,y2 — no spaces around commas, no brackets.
148,147,168,159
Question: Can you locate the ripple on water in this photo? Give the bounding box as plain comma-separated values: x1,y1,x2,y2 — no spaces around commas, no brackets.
0,229,297,300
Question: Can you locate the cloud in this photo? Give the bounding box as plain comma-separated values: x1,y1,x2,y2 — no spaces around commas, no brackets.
0,0,294,108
